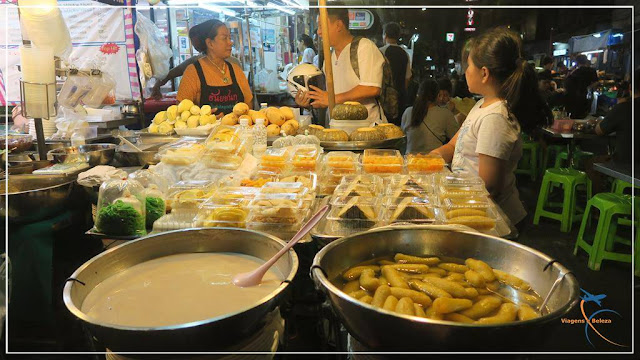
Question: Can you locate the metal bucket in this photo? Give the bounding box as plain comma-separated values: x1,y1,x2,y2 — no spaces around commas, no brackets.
311,226,580,351
63,228,298,352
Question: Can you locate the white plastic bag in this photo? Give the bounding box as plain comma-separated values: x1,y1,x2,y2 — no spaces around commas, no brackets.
135,12,172,82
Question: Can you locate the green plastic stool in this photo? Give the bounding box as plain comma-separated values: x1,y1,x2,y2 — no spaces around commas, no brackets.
542,144,566,172
573,193,632,271
516,141,540,181
612,179,638,195
554,150,594,170
635,200,640,277
533,168,592,232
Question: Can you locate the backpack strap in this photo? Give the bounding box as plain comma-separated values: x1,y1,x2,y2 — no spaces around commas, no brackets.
349,36,363,79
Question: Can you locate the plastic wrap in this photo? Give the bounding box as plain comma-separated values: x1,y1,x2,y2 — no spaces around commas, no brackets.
95,179,146,236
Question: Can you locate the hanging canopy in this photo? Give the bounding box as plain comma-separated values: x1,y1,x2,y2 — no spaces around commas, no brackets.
569,29,612,54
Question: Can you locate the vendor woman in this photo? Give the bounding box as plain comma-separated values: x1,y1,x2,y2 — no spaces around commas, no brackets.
177,19,253,116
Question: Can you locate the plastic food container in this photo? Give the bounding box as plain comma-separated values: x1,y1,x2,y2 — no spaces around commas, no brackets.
151,212,197,233
278,171,318,193
406,153,446,173
95,179,146,236
156,138,206,166
440,202,497,232
333,182,381,199
381,196,438,224
246,218,304,241
291,145,321,171
386,175,434,197
329,194,381,207
205,125,242,145
247,193,305,225
361,149,404,174
260,181,313,209
208,186,259,206
326,197,382,235
338,174,384,191
323,151,359,171
437,171,488,200
196,203,249,228
166,180,216,212
260,147,290,171
319,167,360,196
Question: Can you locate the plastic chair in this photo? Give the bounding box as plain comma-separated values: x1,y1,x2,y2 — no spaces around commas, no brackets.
533,168,592,232
611,179,638,227
516,141,540,181
573,193,633,271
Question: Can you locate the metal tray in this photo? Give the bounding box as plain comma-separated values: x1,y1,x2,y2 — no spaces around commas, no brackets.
320,136,406,151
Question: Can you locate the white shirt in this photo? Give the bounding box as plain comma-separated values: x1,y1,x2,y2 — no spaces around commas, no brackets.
301,47,316,64
451,99,526,224
324,37,386,123
379,43,412,81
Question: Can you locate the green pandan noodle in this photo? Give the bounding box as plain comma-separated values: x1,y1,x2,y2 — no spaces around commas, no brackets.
145,197,165,228
96,199,145,236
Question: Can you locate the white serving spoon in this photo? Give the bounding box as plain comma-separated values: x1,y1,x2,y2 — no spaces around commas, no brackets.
233,205,329,287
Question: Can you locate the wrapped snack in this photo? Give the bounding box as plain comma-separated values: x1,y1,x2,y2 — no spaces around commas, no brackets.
166,180,216,213
382,196,438,224
291,145,321,171
385,175,434,198
438,171,488,200
323,151,359,171
156,138,205,166
95,179,146,236
141,185,166,228
326,196,381,235
260,147,290,171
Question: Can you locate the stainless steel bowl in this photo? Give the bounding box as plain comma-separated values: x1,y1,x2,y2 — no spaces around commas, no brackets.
0,175,74,222
311,226,580,351
63,228,299,352
48,143,116,166
115,145,161,167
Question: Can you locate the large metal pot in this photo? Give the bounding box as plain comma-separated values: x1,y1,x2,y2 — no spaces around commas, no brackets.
48,143,116,166
311,226,580,351
0,175,75,223
63,228,298,352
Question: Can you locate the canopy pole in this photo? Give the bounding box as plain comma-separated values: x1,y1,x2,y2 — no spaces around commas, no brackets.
318,0,335,116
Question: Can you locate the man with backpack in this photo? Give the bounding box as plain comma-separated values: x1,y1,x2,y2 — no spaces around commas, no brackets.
380,22,411,125
295,4,398,126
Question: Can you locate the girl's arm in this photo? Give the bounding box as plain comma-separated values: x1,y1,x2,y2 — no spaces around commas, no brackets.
430,129,460,163
478,153,507,198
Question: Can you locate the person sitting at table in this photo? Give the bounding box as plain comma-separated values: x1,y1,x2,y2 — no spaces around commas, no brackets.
564,54,598,119
595,68,638,167
176,20,253,116
430,27,552,229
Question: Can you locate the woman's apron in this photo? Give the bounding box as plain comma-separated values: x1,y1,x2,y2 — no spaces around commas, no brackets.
193,60,244,115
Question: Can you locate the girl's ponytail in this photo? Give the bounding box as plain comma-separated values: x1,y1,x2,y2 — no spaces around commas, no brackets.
468,28,552,133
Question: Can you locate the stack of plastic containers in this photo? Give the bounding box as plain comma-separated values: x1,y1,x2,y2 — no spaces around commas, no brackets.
195,187,259,228
156,138,206,166
259,147,291,173
247,191,307,240
203,126,248,170
435,172,497,232
325,175,384,236
154,180,216,232
319,151,360,195
290,145,321,172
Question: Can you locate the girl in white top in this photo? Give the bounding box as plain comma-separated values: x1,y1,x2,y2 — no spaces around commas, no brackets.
432,27,552,227
298,34,317,64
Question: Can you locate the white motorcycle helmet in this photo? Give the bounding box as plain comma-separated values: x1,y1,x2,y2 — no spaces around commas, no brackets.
287,63,324,98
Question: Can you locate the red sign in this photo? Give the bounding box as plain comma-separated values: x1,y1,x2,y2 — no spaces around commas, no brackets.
100,43,120,55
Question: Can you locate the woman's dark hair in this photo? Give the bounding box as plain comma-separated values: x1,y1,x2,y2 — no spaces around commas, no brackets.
298,34,316,53
190,19,226,55
409,79,439,128
465,27,552,133
437,77,452,94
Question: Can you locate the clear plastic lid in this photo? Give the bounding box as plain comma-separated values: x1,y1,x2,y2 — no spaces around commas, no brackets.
196,204,249,228
381,196,437,224
325,198,381,234
333,182,380,199
247,193,305,224
291,145,321,171
323,151,360,170
338,174,384,189
278,171,318,192
362,149,404,174
260,147,291,170
166,180,216,211
385,175,434,197
95,179,146,236
438,171,485,187
157,138,206,166
207,186,260,206
128,169,169,194
440,203,497,232
259,181,310,197
205,125,242,145
329,194,381,207
218,170,280,188
406,153,446,173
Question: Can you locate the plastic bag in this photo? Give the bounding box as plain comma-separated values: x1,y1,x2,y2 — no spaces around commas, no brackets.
95,179,146,236
254,68,280,93
135,12,172,82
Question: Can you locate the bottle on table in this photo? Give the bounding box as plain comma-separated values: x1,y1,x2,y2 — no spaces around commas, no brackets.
252,118,267,157
238,118,255,155
260,103,268,111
